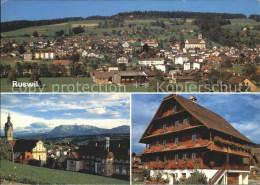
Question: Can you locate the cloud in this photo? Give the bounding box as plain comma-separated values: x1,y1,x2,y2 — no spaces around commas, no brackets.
1,109,130,133
25,123,50,129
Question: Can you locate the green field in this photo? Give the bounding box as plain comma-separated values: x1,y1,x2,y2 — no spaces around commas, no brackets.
0,77,148,92
1,160,128,184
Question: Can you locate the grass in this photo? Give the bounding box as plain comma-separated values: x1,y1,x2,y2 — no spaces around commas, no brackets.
234,64,245,74
0,77,148,92
0,160,128,184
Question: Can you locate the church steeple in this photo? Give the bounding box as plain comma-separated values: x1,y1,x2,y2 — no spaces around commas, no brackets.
5,113,13,141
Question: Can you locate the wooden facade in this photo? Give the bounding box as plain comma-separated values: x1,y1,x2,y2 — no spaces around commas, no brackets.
139,95,255,184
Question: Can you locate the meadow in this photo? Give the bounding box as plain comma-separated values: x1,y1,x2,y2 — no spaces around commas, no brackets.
1,160,128,184
0,77,149,92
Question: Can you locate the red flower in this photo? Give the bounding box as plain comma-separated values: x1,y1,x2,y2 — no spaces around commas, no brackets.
186,141,195,147
186,160,195,169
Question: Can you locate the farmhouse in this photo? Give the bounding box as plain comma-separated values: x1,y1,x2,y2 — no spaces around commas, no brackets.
113,71,147,85
3,114,47,165
139,95,256,184
228,75,259,92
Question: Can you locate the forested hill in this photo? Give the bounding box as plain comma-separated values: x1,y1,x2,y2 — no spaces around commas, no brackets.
1,11,248,32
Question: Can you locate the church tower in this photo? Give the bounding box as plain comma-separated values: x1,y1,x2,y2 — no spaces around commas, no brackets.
5,113,13,141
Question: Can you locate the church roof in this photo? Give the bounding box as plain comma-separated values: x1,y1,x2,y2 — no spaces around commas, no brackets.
11,140,39,152
139,94,253,144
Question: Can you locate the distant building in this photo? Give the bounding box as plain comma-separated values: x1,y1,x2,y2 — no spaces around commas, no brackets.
117,57,129,64
67,137,130,180
23,52,33,61
139,58,165,66
113,71,147,85
141,37,158,48
185,32,206,50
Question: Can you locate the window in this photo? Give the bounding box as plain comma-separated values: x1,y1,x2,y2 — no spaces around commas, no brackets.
147,144,151,149
175,121,179,128
183,153,187,161
122,167,126,175
182,173,186,179
156,141,159,147
163,124,167,131
175,137,179,145
175,154,178,161
156,156,160,162
173,105,177,111
191,153,196,160
164,155,167,162
183,119,187,127
192,134,196,142
163,140,166,148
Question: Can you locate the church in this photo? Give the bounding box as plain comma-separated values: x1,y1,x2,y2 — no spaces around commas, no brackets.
185,32,206,50
3,113,47,165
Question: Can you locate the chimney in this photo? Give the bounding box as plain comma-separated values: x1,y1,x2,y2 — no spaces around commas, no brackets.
189,95,197,103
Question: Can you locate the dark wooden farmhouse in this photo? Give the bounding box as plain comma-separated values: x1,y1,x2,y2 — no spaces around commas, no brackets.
139,94,257,184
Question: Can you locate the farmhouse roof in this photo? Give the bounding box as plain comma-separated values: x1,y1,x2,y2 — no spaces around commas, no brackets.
139,94,253,144
228,75,248,84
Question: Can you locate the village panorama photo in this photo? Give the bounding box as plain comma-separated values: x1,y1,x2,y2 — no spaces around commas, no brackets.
131,94,260,184
1,0,259,92
0,94,130,184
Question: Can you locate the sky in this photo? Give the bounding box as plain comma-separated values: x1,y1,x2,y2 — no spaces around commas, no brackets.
132,94,260,154
1,94,130,135
1,0,260,22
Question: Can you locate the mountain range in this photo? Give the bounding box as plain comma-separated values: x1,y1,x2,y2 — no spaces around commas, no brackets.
15,125,130,139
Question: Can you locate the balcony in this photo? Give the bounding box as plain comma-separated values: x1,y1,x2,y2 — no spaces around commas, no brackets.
142,139,210,155
144,125,204,140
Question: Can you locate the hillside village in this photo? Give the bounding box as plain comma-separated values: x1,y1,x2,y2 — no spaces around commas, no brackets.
1,13,260,92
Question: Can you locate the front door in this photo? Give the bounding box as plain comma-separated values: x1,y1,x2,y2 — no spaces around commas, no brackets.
227,173,239,184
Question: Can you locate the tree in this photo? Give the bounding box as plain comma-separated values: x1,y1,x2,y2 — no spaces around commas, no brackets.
72,25,85,34
119,63,126,71
143,44,149,53
33,31,39,37
242,63,257,76
18,45,26,54
30,71,42,86
7,70,17,84
0,141,11,161
182,170,208,184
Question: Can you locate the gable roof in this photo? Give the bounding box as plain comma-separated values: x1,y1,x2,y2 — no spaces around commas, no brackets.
228,75,247,84
11,140,39,152
186,39,205,44
139,94,253,144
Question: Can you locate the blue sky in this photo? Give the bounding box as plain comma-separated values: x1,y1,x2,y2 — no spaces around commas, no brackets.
2,0,259,22
1,94,130,134
132,94,260,154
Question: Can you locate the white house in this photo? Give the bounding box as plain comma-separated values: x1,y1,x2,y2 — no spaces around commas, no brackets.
139,58,165,66
122,42,130,48
117,57,129,64
155,64,170,73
